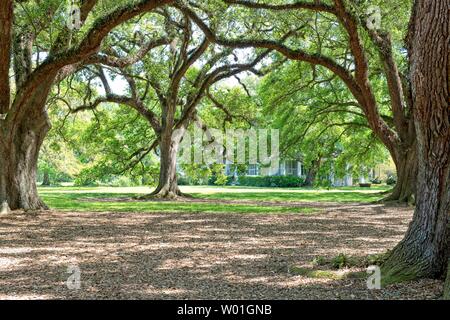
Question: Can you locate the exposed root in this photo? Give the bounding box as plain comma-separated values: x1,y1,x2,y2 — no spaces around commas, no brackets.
381,257,422,286
381,192,415,206
381,242,444,286
25,199,50,211
136,189,193,201
1,200,48,214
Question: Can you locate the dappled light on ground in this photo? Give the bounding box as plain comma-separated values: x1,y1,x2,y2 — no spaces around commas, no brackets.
0,200,443,299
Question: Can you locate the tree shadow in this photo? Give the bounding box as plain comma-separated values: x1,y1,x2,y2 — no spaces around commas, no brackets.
0,204,443,299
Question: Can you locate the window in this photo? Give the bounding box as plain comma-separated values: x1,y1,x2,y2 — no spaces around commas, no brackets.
247,164,259,176
225,164,232,176
285,160,298,176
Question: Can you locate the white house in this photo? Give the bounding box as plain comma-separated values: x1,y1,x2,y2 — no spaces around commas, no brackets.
225,159,303,177
225,160,354,187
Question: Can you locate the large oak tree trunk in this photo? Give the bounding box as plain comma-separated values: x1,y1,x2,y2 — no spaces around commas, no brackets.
150,126,186,199
42,170,51,187
0,111,50,211
386,143,417,203
444,257,450,299
382,0,450,284
303,158,321,187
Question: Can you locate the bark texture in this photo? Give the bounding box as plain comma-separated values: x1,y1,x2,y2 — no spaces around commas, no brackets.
444,259,450,299
386,142,417,203
0,107,50,210
382,0,450,284
42,171,51,187
0,0,13,114
150,126,185,199
303,158,321,187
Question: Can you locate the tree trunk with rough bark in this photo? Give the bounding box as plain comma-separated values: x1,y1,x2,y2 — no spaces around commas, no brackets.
0,110,50,211
444,257,450,299
149,126,186,199
42,170,51,187
386,142,417,203
303,158,321,187
382,0,450,284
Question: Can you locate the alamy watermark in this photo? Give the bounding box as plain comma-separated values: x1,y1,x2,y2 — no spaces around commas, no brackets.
175,124,280,173
366,265,381,290
66,264,81,290
64,2,382,33
366,5,382,30
66,1,82,30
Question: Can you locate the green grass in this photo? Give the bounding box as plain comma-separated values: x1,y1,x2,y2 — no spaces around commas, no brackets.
38,185,390,215
189,185,390,203
39,189,315,215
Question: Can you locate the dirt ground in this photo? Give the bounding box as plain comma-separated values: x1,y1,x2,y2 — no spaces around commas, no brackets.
0,201,444,300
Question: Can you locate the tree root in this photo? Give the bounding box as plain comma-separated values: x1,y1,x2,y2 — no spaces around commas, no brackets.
381,258,422,286
379,192,415,206
136,189,193,201
380,241,446,286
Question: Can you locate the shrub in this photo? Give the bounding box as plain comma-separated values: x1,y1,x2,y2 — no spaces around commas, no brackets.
209,175,234,186
180,164,211,185
366,252,390,266
210,164,228,186
236,175,304,188
312,252,390,271
311,256,329,267
331,253,350,269
371,178,382,184
177,175,190,186
74,169,100,187
109,176,134,187
386,174,397,185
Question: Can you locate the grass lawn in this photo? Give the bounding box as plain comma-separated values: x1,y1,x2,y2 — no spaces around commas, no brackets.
38,185,390,214
189,185,390,203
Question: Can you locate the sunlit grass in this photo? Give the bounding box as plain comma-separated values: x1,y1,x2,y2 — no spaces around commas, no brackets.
185,185,390,203
193,190,386,203
39,190,315,215
38,185,390,214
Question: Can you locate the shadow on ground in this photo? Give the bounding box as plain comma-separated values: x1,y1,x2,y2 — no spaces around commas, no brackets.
0,203,443,299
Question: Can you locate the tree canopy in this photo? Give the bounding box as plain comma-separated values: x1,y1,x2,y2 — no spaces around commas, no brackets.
0,0,448,292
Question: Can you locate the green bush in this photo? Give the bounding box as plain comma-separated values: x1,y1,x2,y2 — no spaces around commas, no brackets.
366,252,389,266
331,253,350,269
74,169,100,187
236,175,304,188
371,178,382,184
311,252,390,271
73,179,99,187
109,176,134,187
210,164,228,186
180,164,211,185
177,175,190,186
209,175,234,186
311,256,329,267
386,174,397,185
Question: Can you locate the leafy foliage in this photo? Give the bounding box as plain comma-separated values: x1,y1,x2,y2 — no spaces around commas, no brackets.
237,175,305,188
